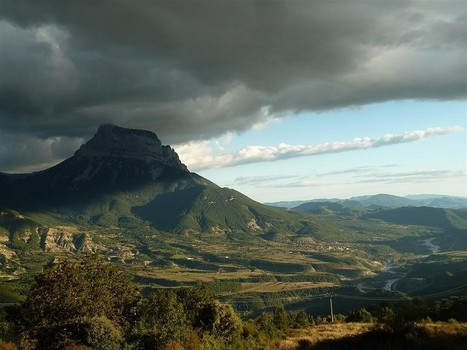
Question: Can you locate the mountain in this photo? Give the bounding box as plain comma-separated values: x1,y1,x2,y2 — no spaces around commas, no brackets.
293,201,362,217
0,124,310,235
264,200,310,209
405,194,464,200
267,194,467,211
265,198,342,209
363,206,467,230
1,124,188,199
345,194,416,208
415,197,467,209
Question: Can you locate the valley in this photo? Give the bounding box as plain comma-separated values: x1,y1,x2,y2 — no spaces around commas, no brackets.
0,125,466,317
1,201,466,316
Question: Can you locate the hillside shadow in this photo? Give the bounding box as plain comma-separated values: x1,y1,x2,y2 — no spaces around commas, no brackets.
132,186,204,231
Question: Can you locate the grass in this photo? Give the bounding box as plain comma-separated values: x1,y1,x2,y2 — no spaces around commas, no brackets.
274,323,374,349
273,322,467,350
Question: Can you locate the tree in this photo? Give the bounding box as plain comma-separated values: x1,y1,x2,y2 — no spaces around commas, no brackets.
13,254,140,349
139,290,189,349
273,306,288,331
255,313,280,339
176,285,214,328
196,301,242,342
294,310,310,328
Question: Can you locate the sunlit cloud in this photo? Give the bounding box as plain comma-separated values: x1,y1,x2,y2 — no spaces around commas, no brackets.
175,126,464,171
353,169,466,184
317,164,399,176
246,169,466,189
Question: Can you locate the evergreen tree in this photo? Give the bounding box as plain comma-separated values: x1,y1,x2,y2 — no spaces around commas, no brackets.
273,306,288,331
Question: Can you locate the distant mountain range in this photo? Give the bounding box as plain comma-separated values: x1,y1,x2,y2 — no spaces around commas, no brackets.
266,193,467,210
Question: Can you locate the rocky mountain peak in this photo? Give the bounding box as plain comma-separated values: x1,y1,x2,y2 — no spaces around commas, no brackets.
74,124,188,172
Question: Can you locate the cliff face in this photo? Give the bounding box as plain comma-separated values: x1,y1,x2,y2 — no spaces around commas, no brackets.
1,125,191,196
74,124,187,171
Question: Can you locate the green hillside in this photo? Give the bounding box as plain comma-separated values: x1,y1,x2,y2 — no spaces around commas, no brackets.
364,206,467,229
294,201,363,217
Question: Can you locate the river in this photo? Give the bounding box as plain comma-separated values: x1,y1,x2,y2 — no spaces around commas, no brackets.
381,237,441,290
422,237,440,254
358,237,441,291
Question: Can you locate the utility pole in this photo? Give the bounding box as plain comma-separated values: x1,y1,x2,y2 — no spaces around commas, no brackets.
329,293,334,323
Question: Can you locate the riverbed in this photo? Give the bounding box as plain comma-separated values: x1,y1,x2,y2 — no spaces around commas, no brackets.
359,237,441,291
422,237,440,254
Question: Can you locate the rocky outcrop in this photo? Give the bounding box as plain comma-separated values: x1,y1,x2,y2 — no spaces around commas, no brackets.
75,124,188,171
0,244,17,262
28,124,192,190
247,218,263,231
39,227,99,252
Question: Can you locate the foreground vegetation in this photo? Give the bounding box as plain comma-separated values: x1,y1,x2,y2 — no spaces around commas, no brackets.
0,255,466,349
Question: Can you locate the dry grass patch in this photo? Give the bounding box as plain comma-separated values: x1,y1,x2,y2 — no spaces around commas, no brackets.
421,321,467,336
273,322,467,350
274,323,373,349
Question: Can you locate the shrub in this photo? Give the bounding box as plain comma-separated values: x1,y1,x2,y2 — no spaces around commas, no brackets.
292,310,310,328
0,342,16,350
346,308,374,323
83,316,123,350
197,301,242,342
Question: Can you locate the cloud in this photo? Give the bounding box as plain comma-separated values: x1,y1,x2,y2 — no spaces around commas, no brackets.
245,169,466,189
234,175,299,186
271,180,337,189
0,132,85,173
176,126,464,171
0,0,465,149
352,169,466,184
317,164,399,177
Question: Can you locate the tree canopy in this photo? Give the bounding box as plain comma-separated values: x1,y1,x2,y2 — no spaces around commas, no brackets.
14,254,140,349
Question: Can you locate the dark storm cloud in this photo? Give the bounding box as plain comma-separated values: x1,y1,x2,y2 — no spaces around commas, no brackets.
0,0,465,171
0,130,85,173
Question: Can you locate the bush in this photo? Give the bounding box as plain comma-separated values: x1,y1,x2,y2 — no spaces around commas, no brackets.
197,301,242,342
84,316,122,350
0,342,16,350
182,330,203,350
346,308,374,323
293,310,310,328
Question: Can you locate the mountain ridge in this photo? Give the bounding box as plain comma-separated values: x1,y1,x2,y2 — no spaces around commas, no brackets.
266,193,467,210
0,124,313,236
